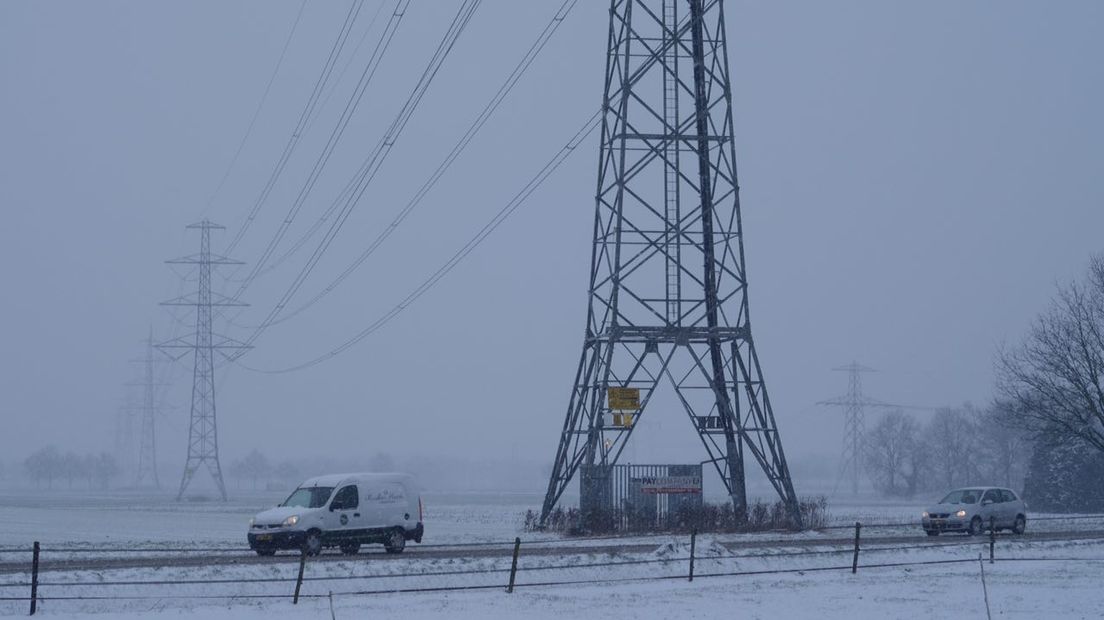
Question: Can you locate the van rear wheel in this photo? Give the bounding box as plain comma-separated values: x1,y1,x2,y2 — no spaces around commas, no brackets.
384,528,406,554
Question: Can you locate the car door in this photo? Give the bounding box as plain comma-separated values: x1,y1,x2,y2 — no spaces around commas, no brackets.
328,484,362,542
1001,489,1021,526
979,489,1002,528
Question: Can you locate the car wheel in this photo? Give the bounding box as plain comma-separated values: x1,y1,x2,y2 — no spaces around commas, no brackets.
967,517,983,536
1012,515,1026,535
926,530,940,537
254,546,276,557
340,542,361,556
384,528,406,554
303,530,323,556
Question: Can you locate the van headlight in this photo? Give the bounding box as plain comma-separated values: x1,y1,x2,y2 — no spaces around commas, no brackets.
956,510,967,518
283,515,300,527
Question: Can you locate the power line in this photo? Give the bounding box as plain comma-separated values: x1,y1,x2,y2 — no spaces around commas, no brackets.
236,0,713,373
232,0,483,349
201,0,308,217
251,0,580,328
237,110,600,374
224,0,368,255
227,0,412,294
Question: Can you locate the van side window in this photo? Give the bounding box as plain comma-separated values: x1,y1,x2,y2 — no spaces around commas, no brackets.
331,485,359,510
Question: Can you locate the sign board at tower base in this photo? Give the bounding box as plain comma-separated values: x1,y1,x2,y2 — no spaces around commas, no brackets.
638,475,703,495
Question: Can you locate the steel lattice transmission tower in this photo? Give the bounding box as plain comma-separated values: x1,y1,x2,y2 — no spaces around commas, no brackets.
817,363,881,496
818,362,927,495
157,221,250,501
133,327,162,488
540,0,802,526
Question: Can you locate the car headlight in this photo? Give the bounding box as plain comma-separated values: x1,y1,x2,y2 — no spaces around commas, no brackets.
922,511,929,518
956,510,967,518
283,515,300,527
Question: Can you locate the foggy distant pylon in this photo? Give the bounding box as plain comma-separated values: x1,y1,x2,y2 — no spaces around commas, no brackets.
818,362,927,495
541,0,802,526
135,327,161,488
157,221,251,501
818,363,881,496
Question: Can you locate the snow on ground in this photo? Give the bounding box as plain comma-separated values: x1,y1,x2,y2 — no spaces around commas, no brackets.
2,490,1103,617
3,538,1103,618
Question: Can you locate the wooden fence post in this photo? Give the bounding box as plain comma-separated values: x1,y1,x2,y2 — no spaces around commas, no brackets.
506,537,521,593
293,549,307,604
688,529,697,582
29,541,40,616
851,522,861,574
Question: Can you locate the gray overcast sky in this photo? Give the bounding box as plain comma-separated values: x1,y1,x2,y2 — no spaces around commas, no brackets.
1,1,1102,486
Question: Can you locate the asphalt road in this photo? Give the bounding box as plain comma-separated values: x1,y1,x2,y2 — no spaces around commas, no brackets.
3,528,1102,576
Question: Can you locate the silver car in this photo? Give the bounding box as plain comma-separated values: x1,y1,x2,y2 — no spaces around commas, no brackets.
921,487,1027,536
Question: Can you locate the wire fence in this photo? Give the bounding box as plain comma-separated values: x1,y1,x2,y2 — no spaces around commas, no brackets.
3,517,1104,615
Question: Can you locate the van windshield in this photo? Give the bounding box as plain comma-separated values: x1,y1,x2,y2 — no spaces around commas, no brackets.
282,486,334,508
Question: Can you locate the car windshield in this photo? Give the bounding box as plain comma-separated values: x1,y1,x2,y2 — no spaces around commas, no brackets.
939,489,982,504
281,486,334,508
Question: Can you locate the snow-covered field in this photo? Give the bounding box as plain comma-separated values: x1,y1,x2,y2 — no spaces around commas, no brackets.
3,537,1103,618
2,490,1103,618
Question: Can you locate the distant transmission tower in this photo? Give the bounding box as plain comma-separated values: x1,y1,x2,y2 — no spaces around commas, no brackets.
131,327,163,488
541,0,802,526
817,362,931,495
157,221,250,501
818,363,881,495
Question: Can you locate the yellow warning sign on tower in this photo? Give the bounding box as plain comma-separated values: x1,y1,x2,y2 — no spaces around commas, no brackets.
607,387,640,411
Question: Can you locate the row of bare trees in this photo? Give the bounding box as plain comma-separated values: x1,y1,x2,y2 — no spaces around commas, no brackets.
23,446,120,489
863,255,1104,509
226,450,398,491
864,404,1030,498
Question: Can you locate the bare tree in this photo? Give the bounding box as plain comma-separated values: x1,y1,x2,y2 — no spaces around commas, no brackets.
865,410,921,496
923,407,984,489
273,460,301,486
998,255,1104,452
92,453,119,489
24,446,62,489
977,402,1031,489
239,450,271,490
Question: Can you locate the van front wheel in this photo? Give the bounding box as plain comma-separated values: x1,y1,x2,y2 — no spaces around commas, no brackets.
302,530,323,556
384,528,406,554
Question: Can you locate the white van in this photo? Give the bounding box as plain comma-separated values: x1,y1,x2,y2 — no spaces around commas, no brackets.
248,473,424,556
